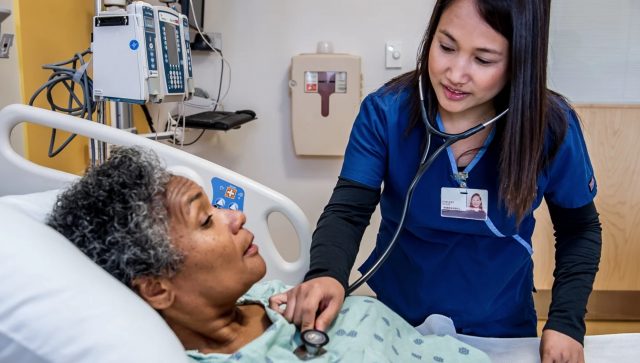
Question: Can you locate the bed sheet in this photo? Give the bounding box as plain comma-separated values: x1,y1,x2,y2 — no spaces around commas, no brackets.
417,314,640,363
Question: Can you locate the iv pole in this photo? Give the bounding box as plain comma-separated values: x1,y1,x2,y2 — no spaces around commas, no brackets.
92,0,135,165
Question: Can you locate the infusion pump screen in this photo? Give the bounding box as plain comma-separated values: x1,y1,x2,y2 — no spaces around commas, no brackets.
164,23,179,65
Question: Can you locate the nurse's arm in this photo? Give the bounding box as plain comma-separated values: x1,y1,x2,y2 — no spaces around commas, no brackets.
539,200,601,362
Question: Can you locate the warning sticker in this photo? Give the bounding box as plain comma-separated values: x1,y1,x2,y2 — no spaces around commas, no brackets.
304,71,318,93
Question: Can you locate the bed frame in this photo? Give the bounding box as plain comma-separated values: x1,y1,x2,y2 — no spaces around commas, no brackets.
0,104,311,285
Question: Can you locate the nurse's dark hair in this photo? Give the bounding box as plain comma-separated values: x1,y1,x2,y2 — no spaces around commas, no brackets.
386,0,568,224
46,146,184,288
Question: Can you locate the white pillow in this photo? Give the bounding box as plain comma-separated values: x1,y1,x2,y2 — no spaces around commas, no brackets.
0,188,60,222
0,201,189,363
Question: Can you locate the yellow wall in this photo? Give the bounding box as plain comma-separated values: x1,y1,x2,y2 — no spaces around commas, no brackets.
15,1,153,174
15,0,95,174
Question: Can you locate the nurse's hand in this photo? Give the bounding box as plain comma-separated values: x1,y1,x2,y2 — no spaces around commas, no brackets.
540,329,585,363
268,277,345,332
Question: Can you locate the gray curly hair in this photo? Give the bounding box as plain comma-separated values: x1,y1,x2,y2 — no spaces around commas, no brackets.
47,146,184,287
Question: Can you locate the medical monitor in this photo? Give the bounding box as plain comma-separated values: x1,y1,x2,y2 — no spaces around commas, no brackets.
164,23,179,65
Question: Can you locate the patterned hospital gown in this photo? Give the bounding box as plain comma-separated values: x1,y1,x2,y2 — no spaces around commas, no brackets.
187,280,491,363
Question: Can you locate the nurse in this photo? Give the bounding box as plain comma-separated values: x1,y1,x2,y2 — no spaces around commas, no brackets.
270,0,602,362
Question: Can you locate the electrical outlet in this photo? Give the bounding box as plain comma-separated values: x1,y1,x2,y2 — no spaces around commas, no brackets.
209,32,222,51
0,33,14,59
385,41,402,69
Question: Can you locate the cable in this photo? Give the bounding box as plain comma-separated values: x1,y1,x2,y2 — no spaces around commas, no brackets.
179,101,186,147
188,0,230,104
214,52,224,108
188,0,222,58
219,56,232,103
181,129,206,146
179,48,224,146
166,0,228,147
165,0,230,146
139,104,156,133
29,49,95,158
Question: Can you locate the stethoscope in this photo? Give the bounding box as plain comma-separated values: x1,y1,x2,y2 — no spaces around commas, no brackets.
294,329,330,360
295,76,508,360
346,75,510,295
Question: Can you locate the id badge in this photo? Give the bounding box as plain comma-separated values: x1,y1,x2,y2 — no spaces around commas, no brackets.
441,187,488,221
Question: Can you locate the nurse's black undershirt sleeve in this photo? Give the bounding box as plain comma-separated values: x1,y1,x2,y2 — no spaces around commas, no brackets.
543,200,602,346
303,177,381,290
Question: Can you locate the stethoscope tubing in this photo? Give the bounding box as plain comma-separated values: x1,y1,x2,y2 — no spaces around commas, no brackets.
346,75,508,295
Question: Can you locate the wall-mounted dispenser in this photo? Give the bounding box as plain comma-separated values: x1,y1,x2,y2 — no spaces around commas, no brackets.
290,42,361,156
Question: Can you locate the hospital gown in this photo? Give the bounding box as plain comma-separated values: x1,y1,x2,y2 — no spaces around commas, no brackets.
187,280,491,363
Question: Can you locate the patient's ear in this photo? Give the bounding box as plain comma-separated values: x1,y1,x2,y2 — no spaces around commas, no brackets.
131,277,175,310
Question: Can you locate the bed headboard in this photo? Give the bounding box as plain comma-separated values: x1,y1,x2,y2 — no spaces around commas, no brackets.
0,104,315,362
0,104,312,285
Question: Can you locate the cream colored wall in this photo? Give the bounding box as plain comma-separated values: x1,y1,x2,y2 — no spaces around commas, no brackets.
180,0,436,295
0,0,23,156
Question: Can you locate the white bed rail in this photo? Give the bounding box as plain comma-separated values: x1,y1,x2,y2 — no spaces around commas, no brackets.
0,104,311,285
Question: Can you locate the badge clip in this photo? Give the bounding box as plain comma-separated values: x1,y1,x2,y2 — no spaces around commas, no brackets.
452,172,468,188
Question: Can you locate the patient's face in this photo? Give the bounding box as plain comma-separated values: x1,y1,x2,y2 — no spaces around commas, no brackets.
164,176,266,307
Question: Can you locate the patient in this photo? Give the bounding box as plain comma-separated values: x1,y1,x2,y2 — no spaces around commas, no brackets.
47,146,490,363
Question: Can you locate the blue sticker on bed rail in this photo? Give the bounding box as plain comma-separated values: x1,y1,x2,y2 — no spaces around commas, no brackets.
211,177,245,211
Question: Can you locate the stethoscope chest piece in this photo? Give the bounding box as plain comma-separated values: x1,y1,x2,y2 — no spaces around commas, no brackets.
293,329,329,360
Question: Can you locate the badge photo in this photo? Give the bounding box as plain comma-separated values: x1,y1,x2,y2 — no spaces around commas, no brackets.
441,187,488,221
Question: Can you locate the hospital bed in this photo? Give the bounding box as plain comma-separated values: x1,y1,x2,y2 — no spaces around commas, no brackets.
0,104,638,362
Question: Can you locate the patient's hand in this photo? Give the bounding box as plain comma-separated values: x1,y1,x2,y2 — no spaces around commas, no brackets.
540,329,585,363
268,277,345,332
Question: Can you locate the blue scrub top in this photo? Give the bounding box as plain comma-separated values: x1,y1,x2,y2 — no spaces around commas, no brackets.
341,87,597,338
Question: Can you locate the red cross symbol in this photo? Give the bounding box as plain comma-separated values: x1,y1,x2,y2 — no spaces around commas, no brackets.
225,186,237,199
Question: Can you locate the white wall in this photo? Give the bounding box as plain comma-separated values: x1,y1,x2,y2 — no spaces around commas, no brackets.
182,0,639,294
0,0,24,155
548,0,640,103
184,0,434,294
